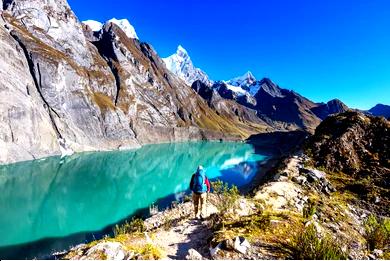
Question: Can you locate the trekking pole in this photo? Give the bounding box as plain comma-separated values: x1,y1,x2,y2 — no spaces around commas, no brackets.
206,192,209,217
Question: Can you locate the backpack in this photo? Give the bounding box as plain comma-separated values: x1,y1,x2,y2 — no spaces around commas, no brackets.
190,170,207,193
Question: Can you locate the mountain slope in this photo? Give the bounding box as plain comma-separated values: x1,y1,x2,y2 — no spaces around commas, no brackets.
311,99,349,120
193,75,347,132
306,111,390,214
368,103,390,118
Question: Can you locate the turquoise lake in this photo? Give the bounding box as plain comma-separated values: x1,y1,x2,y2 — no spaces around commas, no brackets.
0,141,270,259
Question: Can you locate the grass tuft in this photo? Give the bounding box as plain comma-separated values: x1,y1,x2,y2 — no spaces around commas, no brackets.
364,214,390,251
289,224,348,260
113,218,146,236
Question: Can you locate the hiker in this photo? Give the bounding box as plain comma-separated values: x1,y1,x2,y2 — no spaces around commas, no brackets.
189,165,210,219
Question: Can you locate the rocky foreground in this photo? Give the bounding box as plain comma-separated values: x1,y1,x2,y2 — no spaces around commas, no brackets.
59,112,390,260
59,153,387,260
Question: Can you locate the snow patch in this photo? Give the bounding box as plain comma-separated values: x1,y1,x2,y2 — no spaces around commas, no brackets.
82,20,103,32
224,83,250,96
108,18,138,39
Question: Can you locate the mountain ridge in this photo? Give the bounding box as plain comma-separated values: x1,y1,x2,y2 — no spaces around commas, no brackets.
0,0,373,165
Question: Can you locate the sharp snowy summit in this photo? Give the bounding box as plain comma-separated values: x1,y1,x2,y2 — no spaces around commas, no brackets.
227,71,257,89
82,18,138,39
162,45,213,86
107,18,138,39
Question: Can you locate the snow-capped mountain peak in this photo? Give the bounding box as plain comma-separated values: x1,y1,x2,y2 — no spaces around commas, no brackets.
82,18,138,39
163,45,213,86
176,45,188,57
107,18,138,39
227,71,257,89
82,20,103,32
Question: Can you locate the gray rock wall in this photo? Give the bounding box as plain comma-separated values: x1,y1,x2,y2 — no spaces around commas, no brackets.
0,22,60,163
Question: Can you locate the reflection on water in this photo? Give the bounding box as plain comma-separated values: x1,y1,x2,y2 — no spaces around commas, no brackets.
0,141,269,258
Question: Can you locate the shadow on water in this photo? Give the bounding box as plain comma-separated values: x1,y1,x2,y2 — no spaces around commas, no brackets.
246,130,309,156
0,141,275,259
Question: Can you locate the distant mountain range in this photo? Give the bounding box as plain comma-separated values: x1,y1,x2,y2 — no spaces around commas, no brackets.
367,104,390,118
0,0,387,164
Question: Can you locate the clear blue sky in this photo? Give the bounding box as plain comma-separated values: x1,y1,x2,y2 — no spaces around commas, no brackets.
68,0,390,110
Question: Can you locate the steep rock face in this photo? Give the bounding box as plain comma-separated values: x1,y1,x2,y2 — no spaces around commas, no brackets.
368,103,390,119
162,45,213,87
0,20,60,163
3,10,141,154
3,0,93,67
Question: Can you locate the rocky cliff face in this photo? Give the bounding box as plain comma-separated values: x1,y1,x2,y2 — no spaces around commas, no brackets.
0,0,267,164
0,17,60,163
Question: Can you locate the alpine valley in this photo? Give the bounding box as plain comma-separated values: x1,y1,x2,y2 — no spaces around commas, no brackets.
0,0,370,164
0,0,386,163
1,1,390,260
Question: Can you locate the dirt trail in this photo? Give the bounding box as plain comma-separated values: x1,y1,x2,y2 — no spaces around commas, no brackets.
148,203,218,259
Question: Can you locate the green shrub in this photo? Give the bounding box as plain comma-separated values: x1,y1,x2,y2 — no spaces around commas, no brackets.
211,180,240,213
364,214,390,250
291,224,348,260
130,243,164,260
303,199,317,219
113,217,146,236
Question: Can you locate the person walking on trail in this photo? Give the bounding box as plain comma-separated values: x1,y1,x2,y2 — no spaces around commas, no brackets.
189,165,210,219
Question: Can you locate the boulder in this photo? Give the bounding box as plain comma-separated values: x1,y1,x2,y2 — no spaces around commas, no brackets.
209,242,222,258
373,249,383,258
186,248,203,260
85,242,126,260
300,168,325,183
233,236,251,255
292,176,307,185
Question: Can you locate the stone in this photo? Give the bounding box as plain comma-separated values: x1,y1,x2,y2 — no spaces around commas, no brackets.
86,242,126,260
233,236,251,255
186,248,203,260
209,242,222,258
222,238,235,250
273,173,288,182
373,249,383,258
328,184,337,192
292,176,307,185
300,168,325,183
280,171,289,177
